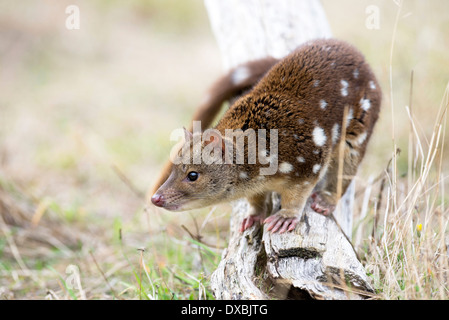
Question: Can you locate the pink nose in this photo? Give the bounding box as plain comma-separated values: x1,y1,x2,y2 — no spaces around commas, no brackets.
151,194,165,207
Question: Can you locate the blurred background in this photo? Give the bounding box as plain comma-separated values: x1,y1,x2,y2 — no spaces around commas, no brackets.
0,0,448,299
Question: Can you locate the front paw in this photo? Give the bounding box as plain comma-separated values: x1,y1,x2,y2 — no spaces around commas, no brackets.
263,209,299,233
240,215,263,232
311,191,336,216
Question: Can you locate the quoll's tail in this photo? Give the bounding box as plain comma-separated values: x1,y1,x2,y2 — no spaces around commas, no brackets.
149,57,279,195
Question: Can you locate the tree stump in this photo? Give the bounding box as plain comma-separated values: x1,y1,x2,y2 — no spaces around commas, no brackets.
204,0,374,299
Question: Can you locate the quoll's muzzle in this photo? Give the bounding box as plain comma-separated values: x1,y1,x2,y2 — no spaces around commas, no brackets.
151,194,165,207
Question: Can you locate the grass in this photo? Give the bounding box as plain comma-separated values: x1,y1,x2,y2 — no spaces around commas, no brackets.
357,81,449,299
354,0,449,299
0,0,448,299
0,176,221,299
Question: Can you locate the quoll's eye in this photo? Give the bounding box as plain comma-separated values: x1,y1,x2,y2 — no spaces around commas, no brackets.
187,171,199,182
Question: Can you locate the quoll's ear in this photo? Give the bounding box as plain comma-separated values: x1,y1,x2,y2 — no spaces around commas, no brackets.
204,130,229,153
183,127,193,142
205,133,225,150
203,129,228,163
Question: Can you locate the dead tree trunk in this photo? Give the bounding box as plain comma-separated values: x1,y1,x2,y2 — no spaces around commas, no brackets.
204,0,374,299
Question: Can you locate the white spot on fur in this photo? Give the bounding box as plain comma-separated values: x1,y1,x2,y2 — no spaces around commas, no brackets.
296,156,305,163
318,163,329,180
231,66,250,85
341,80,349,96
332,123,340,145
239,171,248,179
313,164,321,174
345,108,354,128
312,127,327,147
319,99,327,110
356,132,368,145
353,69,359,79
303,181,310,186
360,98,371,111
369,80,376,90
279,162,293,174
314,80,320,87
298,118,304,125
313,149,319,155
259,149,268,158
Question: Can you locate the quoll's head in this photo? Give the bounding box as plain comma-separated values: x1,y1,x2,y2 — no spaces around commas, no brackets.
151,128,237,211
151,162,236,211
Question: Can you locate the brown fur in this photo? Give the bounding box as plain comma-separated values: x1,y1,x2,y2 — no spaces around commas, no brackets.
150,57,278,195
151,38,381,234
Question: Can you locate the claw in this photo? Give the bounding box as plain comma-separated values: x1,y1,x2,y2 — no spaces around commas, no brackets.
241,215,263,232
264,213,298,233
311,192,335,216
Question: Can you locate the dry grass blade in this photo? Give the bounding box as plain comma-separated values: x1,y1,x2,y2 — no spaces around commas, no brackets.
363,82,449,299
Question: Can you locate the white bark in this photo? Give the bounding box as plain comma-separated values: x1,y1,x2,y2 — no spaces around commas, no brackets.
205,0,373,299
204,0,332,70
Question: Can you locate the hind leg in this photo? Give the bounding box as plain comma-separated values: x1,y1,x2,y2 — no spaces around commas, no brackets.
312,80,380,215
311,138,364,216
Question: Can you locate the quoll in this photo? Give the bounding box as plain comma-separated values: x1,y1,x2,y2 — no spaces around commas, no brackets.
151,38,381,234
